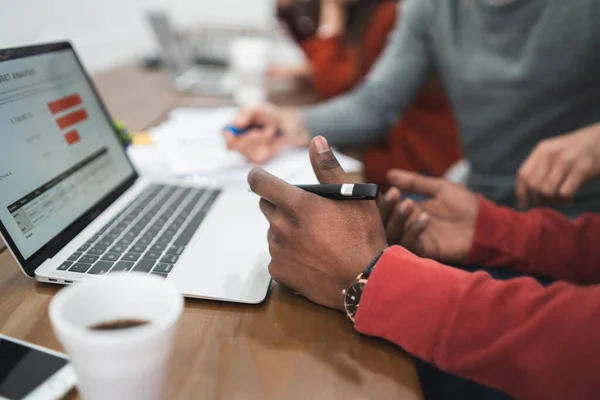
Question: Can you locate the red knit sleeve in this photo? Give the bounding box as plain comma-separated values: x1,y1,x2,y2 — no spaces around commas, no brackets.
355,246,600,400
467,197,600,284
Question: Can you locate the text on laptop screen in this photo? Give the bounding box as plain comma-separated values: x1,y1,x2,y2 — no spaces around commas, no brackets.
0,49,135,259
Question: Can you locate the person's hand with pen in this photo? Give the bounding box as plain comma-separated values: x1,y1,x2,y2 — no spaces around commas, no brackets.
247,136,387,310
223,103,310,164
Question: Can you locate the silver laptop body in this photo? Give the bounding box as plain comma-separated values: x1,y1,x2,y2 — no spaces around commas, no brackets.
0,42,270,304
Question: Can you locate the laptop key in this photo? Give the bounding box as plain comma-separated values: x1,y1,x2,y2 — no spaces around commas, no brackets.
133,259,156,273
87,246,107,256
110,244,128,253
167,245,185,256
77,244,91,252
123,253,141,262
88,261,114,275
130,244,147,253
67,252,82,261
156,236,171,245
118,237,134,245
154,263,174,273
173,211,207,246
57,261,73,271
161,255,178,264
79,255,99,264
97,239,114,247
168,222,182,230
102,253,120,262
151,272,168,279
104,232,120,240
110,261,134,273
69,263,92,273
143,251,161,260
150,243,167,252
135,237,153,246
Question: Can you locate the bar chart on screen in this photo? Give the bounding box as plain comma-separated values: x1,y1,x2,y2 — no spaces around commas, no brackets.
47,93,88,146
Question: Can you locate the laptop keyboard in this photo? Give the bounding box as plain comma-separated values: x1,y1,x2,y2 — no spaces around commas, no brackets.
57,184,221,278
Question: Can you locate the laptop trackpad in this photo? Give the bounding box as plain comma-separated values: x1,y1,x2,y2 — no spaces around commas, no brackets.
168,189,271,304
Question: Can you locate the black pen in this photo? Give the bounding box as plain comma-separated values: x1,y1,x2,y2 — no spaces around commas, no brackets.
295,184,379,200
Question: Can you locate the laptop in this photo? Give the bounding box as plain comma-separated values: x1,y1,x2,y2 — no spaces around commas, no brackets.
0,42,271,304
146,12,232,95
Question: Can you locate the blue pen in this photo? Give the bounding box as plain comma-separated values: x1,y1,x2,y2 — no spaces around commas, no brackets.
224,124,283,137
224,124,263,136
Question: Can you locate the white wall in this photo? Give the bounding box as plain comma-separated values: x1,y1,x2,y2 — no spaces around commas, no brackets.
0,0,275,72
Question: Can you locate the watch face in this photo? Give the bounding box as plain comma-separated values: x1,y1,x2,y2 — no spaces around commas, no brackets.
344,281,365,321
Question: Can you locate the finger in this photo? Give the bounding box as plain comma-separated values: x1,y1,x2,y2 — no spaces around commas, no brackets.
378,188,401,225
259,198,278,221
516,152,539,209
235,130,276,163
540,164,568,201
223,131,237,150
387,170,444,197
248,167,303,211
385,200,415,245
516,143,554,208
524,159,551,206
515,176,529,210
401,213,429,256
309,136,352,184
233,106,258,127
558,166,592,201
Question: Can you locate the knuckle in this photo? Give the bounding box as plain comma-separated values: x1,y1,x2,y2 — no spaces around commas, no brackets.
539,185,555,197
577,158,594,174
517,168,529,182
270,217,289,238
267,262,284,283
285,191,304,214
558,153,574,166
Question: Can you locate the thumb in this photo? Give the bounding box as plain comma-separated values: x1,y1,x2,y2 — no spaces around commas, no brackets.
387,170,444,197
309,136,352,184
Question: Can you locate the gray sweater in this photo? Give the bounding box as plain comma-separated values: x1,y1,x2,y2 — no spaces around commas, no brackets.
303,0,600,216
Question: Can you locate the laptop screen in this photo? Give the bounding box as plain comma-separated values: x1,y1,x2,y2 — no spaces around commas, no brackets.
0,47,135,261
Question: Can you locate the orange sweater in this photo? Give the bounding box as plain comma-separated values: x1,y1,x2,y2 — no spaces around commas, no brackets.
300,1,461,187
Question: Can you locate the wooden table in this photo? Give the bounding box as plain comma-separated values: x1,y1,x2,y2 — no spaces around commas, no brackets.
0,66,423,399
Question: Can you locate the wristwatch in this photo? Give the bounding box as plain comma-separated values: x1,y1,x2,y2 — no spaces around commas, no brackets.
343,250,385,323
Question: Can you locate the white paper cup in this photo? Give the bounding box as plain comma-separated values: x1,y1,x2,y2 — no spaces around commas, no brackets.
230,37,270,106
49,273,184,400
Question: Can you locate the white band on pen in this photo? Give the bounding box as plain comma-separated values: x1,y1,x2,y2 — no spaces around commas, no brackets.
341,184,354,197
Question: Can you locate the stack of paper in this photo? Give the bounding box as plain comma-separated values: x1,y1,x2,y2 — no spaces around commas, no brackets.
128,107,362,186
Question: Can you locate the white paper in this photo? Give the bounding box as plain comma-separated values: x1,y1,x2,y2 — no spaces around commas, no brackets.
141,107,362,186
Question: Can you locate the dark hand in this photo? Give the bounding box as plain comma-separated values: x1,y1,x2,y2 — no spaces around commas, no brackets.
248,136,387,311
378,170,479,264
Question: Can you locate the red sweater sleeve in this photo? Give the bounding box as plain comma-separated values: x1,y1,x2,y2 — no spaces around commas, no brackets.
300,2,397,98
355,246,600,400
466,198,600,284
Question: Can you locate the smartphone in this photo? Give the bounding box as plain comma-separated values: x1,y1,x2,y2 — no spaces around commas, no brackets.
0,334,76,400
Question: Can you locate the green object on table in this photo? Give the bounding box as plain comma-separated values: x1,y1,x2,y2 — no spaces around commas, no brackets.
114,120,133,147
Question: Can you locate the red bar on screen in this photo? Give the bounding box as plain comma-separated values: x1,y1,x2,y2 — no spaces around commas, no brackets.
56,108,88,130
48,93,82,115
64,130,81,145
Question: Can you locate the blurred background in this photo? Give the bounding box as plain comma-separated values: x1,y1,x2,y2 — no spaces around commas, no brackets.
0,0,303,73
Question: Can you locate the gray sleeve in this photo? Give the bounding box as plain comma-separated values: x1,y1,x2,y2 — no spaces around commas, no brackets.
301,0,433,148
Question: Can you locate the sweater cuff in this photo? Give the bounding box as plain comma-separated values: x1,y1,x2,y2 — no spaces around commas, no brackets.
354,246,471,362
465,197,539,272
